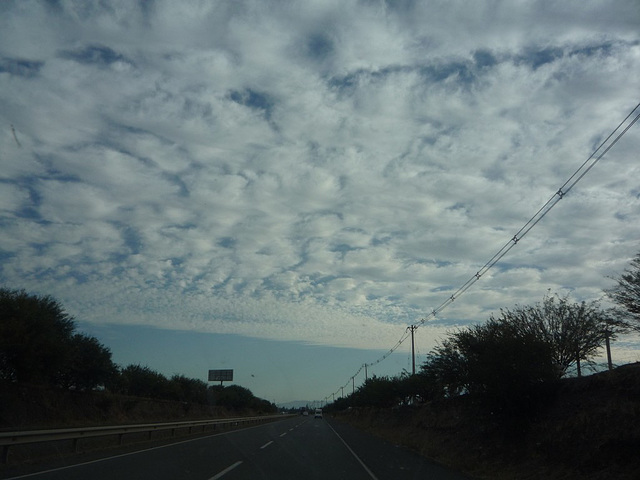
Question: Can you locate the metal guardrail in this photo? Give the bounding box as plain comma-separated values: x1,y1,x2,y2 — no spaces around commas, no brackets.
1,414,294,464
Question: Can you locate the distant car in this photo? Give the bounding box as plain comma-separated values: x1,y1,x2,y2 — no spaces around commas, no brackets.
314,408,323,419
302,410,308,416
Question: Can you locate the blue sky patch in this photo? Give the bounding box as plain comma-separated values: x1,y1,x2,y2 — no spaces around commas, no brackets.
228,89,274,119
306,33,334,61
60,45,130,66
516,47,564,69
0,57,44,78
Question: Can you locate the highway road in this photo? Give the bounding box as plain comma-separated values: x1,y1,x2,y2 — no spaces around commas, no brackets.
3,416,473,480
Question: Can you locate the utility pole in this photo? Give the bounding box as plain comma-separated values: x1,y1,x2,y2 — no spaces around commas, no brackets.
605,330,613,371
407,325,417,375
364,364,368,381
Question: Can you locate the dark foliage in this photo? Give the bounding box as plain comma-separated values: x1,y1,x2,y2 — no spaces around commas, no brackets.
492,293,626,376
351,376,399,408
607,252,640,325
208,384,276,413
426,319,558,414
170,374,209,404
416,294,620,415
110,364,176,399
0,288,276,416
326,372,436,412
0,288,115,390
329,294,622,418
57,333,117,390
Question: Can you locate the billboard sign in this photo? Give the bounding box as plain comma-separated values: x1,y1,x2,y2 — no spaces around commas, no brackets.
208,369,234,382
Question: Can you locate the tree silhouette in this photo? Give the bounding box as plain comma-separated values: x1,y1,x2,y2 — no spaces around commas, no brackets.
0,289,75,384
607,252,640,325
57,333,117,390
0,288,118,389
421,319,557,413
493,294,625,376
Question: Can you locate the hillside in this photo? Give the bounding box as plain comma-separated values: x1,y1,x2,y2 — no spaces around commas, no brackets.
334,363,640,479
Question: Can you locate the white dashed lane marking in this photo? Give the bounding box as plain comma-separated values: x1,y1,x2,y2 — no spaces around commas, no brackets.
209,460,243,480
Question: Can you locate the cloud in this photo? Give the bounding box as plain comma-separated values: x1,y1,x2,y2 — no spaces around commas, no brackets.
1,0,639,354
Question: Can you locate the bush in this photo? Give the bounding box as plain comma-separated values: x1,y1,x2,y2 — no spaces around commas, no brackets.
422,320,558,415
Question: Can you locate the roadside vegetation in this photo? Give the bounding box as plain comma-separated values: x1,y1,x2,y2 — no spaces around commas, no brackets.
329,252,640,414
2,251,640,477
329,292,633,416
325,251,640,479
0,288,277,430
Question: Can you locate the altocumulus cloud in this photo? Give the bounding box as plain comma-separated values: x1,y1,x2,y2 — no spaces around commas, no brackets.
1,0,639,351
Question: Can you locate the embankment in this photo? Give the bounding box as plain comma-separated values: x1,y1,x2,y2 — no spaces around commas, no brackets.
0,383,227,430
334,363,640,479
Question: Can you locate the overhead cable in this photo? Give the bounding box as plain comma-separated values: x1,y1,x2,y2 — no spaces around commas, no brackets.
328,101,640,401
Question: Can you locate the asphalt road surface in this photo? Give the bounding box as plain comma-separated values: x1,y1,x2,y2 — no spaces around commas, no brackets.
4,416,473,480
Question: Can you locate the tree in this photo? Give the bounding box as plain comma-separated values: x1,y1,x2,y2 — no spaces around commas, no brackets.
396,371,437,405
421,319,557,413
170,375,208,404
0,289,75,384
57,334,117,391
0,288,118,390
351,376,399,408
114,364,174,399
420,339,468,398
210,385,255,410
607,252,640,324
493,294,625,377
206,385,276,413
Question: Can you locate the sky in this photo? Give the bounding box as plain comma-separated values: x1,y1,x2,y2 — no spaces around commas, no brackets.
1,0,640,405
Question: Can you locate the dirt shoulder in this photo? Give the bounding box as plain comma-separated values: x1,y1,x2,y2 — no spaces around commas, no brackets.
333,363,640,480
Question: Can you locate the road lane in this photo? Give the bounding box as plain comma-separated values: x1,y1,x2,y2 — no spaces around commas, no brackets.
327,418,474,480
3,416,473,480
227,417,375,479
3,420,293,480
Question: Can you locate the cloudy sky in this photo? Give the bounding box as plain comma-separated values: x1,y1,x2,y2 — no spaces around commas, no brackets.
1,0,640,403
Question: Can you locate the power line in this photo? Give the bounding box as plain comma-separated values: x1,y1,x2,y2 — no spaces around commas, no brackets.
328,101,640,400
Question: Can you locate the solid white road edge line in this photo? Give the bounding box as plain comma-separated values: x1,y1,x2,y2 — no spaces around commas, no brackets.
209,460,243,480
327,422,380,480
